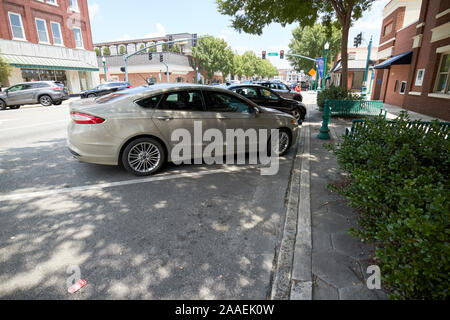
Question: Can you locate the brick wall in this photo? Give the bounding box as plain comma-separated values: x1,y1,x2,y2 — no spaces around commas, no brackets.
383,64,410,106
0,0,93,50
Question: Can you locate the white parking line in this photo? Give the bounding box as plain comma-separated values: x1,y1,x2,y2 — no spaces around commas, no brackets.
0,120,67,132
0,166,255,202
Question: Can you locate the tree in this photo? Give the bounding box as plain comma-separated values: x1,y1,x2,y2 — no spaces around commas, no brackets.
119,45,127,55
0,54,12,87
240,51,258,78
288,24,341,73
192,35,234,81
103,47,111,56
95,48,100,56
217,0,375,89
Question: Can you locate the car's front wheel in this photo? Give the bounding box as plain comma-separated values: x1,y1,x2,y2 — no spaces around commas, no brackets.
39,95,53,106
10,105,20,109
291,108,302,123
87,94,96,98
269,129,291,156
53,101,62,105
122,137,166,176
0,100,7,110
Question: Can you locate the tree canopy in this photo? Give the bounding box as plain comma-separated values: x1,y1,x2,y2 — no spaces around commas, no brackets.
288,24,341,72
0,54,11,86
217,0,375,88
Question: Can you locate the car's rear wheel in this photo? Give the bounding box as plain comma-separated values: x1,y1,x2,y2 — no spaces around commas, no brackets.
39,95,53,106
269,129,291,156
291,108,302,123
0,100,6,110
294,95,303,102
122,138,165,176
53,101,62,105
87,94,96,98
10,105,20,109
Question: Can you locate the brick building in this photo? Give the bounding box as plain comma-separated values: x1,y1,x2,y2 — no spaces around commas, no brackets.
95,33,226,86
372,0,450,120
0,0,99,93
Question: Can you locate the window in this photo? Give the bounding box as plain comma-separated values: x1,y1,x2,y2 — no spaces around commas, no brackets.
50,22,63,45
73,27,83,48
434,54,450,94
8,12,25,40
400,81,407,94
205,91,252,113
8,84,31,92
414,69,425,86
394,80,399,92
69,0,79,11
384,22,393,36
233,87,259,99
260,88,280,101
46,0,58,5
158,91,204,111
35,18,49,43
136,95,162,109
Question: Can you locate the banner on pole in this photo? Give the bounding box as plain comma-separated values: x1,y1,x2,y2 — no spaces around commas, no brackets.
316,57,324,79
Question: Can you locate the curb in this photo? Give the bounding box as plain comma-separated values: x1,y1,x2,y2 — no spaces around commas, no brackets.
270,105,312,300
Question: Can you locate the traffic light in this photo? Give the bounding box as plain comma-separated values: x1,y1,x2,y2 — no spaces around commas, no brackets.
192,34,197,47
148,52,153,61
168,35,173,49
280,50,284,59
160,53,163,62
120,66,126,73
262,51,266,59
354,32,362,47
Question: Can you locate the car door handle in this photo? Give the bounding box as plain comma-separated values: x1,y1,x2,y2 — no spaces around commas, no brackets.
156,116,172,121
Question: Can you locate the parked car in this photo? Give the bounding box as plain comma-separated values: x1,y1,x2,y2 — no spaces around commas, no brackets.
0,81,69,110
68,84,298,176
222,84,306,123
257,80,303,102
80,81,131,99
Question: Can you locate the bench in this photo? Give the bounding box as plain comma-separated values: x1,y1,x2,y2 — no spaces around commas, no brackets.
345,119,450,138
325,99,386,118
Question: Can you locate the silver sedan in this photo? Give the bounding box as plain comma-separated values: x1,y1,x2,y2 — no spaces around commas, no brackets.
68,84,298,176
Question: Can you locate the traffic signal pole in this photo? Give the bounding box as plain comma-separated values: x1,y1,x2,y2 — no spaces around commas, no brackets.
122,35,208,83
361,36,373,99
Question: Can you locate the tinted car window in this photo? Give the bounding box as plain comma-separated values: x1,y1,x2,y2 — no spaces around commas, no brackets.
158,91,204,111
278,83,289,90
233,87,259,99
205,91,252,113
136,94,162,109
260,88,280,101
31,83,50,88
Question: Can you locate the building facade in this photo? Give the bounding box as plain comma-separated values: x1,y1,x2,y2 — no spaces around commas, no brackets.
329,46,378,92
0,0,99,93
372,0,450,120
96,34,226,86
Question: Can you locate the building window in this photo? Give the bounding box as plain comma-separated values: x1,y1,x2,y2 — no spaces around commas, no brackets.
69,0,79,11
434,54,450,94
73,27,83,48
400,81,407,94
35,18,50,44
394,80,399,92
415,69,425,86
46,0,58,6
50,22,63,45
8,12,26,40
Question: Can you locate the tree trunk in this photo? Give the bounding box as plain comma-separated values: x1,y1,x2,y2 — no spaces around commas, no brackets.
340,24,350,90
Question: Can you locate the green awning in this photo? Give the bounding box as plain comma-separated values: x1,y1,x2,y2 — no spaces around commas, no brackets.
0,54,99,71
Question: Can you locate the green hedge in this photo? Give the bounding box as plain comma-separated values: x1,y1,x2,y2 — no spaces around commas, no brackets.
328,112,450,299
317,85,361,111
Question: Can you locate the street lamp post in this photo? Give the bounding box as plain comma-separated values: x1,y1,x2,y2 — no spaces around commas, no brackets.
102,57,107,83
322,42,329,90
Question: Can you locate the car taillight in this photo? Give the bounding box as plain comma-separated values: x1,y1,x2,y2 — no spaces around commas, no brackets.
53,86,63,91
71,112,105,124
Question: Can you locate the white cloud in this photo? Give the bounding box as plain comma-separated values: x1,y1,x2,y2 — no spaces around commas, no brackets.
144,23,166,38
88,3,100,20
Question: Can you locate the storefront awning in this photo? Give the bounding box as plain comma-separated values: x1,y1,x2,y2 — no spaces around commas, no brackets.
374,51,412,69
0,54,99,71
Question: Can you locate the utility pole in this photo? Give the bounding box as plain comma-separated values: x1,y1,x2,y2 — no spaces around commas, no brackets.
361,36,373,99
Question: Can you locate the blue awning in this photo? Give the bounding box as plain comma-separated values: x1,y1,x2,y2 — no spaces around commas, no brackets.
374,51,413,69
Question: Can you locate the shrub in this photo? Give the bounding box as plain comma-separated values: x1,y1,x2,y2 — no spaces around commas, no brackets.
317,85,361,111
328,112,450,299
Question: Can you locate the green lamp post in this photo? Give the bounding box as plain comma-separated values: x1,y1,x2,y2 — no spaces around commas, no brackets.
102,56,107,82
322,42,329,90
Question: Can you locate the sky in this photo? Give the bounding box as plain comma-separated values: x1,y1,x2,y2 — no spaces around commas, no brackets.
87,0,390,69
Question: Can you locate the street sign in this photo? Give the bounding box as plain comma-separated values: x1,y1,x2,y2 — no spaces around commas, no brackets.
308,68,316,77
268,52,279,56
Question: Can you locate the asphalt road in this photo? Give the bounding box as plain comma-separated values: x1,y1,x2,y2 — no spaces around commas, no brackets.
0,97,303,299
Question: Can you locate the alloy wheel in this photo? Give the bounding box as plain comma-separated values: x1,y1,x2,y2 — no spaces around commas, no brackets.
127,142,161,174
40,96,52,106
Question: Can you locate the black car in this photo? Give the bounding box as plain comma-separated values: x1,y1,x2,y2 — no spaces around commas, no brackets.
222,84,306,123
80,81,131,99
257,80,303,102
